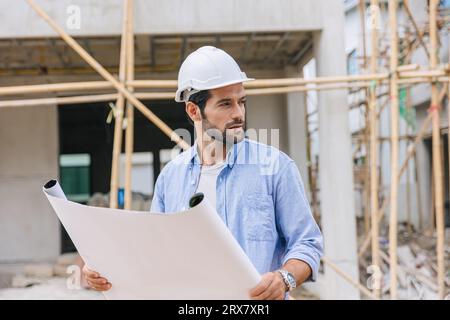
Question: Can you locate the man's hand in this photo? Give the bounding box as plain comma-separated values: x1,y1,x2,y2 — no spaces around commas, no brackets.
82,264,112,291
249,272,286,300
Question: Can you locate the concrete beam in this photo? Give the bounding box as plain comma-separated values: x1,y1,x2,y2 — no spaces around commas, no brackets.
1,0,323,39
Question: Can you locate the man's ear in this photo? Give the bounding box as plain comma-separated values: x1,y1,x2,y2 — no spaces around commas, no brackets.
186,101,202,122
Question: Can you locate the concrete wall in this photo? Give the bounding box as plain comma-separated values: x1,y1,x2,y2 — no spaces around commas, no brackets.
0,105,60,263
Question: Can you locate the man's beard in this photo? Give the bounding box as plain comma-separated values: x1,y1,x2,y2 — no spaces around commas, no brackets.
200,117,245,146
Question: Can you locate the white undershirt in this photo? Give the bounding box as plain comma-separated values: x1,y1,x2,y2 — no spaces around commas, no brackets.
195,161,225,209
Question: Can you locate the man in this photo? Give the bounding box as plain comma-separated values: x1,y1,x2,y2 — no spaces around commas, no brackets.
83,46,323,300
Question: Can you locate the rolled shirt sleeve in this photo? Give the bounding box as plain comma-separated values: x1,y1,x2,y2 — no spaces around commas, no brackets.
274,160,323,281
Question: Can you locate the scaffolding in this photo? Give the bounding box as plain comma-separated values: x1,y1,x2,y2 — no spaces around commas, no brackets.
0,0,448,299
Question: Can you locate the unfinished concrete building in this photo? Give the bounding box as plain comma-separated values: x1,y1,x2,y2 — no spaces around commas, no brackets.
0,0,448,300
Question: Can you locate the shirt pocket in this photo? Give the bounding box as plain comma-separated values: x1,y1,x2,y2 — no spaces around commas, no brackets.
242,193,276,241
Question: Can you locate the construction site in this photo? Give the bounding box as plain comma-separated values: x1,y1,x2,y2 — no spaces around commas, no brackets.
0,0,449,300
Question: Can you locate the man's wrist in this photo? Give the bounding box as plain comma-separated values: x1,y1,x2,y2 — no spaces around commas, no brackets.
276,271,289,292
277,269,296,291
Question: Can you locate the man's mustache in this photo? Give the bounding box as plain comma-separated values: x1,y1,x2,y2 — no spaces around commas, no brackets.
225,120,245,129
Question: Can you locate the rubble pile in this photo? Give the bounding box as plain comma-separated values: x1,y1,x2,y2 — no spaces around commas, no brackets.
358,220,450,300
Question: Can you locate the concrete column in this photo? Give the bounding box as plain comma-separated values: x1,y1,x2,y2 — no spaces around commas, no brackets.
285,66,310,196
313,0,360,299
246,94,288,153
0,105,60,263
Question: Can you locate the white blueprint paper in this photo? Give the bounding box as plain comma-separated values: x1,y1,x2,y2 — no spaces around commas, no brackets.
43,180,261,300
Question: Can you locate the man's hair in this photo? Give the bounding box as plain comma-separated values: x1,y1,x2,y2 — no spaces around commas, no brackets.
186,90,211,124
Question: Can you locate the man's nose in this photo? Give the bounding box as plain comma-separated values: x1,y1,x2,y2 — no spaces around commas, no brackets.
230,101,244,120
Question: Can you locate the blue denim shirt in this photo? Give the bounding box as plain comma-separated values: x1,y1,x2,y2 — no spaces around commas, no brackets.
150,138,323,280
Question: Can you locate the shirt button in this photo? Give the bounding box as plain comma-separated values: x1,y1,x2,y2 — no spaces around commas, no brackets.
191,180,195,185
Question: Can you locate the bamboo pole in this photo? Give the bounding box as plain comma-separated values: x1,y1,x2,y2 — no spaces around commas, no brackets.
376,135,415,141
398,76,450,84
1,72,449,98
364,183,371,235
245,82,373,95
3,76,450,110
403,0,431,59
440,134,446,234
0,93,119,108
321,256,378,300
357,0,371,233
109,0,129,209
447,28,450,283
0,81,113,96
397,64,419,72
406,156,412,234
388,0,400,300
0,78,450,110
363,86,371,239
3,78,450,109
0,83,379,108
124,0,134,210
128,80,177,88
400,69,447,78
244,70,444,85
359,0,368,70
0,76,382,96
26,0,189,151
0,92,181,108
0,83,385,110
244,69,445,86
430,160,436,234
429,0,446,300
150,71,444,87
358,113,433,257
446,18,450,298
414,152,423,231
304,92,319,221
369,0,381,299
405,29,413,236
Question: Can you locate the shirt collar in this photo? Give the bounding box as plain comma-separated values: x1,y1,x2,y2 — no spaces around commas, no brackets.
188,139,245,169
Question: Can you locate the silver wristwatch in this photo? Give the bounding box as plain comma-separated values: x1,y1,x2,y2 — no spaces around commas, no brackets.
277,269,297,291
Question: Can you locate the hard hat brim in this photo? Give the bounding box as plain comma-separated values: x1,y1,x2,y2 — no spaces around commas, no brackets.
175,77,255,102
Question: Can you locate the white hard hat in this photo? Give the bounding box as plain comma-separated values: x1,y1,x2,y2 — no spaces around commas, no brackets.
175,46,254,102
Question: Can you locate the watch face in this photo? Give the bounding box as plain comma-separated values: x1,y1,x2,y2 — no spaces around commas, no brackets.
287,273,296,288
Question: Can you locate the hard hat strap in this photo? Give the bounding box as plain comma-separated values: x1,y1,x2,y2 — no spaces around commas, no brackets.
183,88,201,102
